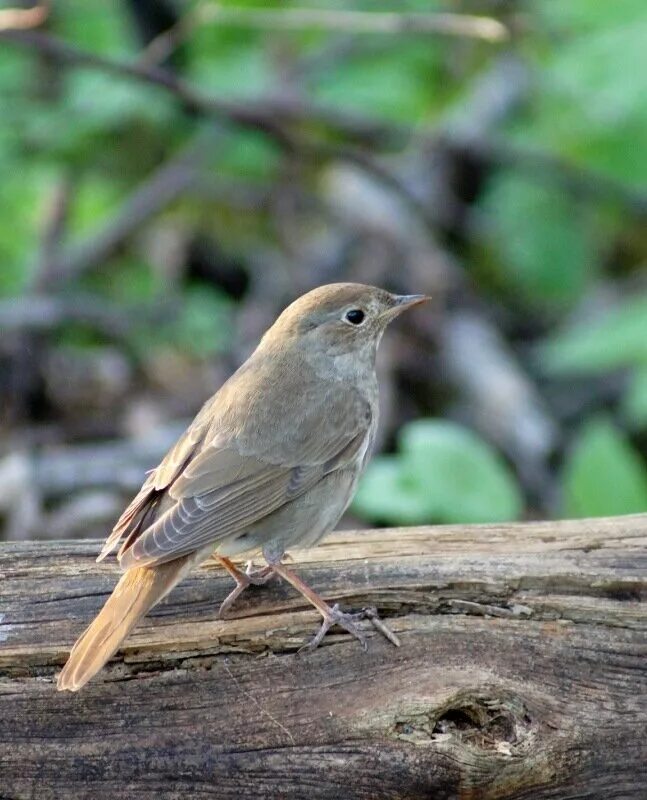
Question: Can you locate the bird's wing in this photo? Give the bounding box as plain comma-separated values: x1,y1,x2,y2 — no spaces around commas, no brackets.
97,397,216,562
117,417,369,570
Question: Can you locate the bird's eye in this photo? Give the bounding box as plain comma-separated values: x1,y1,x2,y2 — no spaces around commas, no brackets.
345,309,365,325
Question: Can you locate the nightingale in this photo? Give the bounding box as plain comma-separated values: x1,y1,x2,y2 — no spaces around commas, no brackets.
57,283,428,691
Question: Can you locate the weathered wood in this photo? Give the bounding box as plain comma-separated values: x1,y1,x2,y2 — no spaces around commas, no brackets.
1,514,646,799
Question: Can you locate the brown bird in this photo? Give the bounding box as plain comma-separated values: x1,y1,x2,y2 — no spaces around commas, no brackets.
57,283,428,691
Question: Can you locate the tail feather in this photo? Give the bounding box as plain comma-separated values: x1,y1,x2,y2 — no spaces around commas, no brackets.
57,557,192,692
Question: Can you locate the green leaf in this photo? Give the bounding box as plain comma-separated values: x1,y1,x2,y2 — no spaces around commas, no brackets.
352,457,433,526
68,177,126,239
62,72,175,132
353,420,523,525
400,420,523,524
478,171,599,308
545,22,647,134
313,43,442,122
541,295,647,375
562,416,647,517
53,3,135,56
539,0,647,33
518,4,647,185
622,367,647,429
98,260,162,304
217,130,280,181
190,31,270,99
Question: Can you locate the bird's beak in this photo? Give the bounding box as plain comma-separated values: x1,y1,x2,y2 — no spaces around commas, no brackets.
383,293,430,320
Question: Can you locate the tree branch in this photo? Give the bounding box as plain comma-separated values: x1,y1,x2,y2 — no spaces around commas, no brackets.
140,4,508,67
0,1,49,31
198,5,509,41
3,27,644,221
40,137,207,286
0,28,400,147
449,135,647,217
0,293,172,339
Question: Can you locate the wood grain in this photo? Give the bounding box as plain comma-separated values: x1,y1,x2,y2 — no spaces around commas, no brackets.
1,514,646,799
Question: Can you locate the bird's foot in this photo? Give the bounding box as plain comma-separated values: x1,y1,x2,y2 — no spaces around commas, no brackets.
244,561,273,585
267,562,401,651
216,557,274,619
300,603,368,652
300,604,400,652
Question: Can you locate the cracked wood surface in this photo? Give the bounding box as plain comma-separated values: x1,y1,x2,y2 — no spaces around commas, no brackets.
1,514,646,799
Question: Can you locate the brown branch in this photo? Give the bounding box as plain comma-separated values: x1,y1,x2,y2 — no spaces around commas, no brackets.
198,5,509,42
0,28,400,147
39,138,206,286
0,1,49,31
0,293,172,339
449,135,647,217
140,3,508,67
31,174,74,292
3,27,644,224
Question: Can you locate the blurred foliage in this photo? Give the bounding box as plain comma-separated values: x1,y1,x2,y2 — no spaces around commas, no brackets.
541,296,647,437
0,0,646,534
524,0,647,186
562,417,647,518
541,296,647,374
623,368,647,430
479,172,600,309
353,420,522,525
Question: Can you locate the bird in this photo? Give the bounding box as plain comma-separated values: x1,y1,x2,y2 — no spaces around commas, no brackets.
57,283,428,691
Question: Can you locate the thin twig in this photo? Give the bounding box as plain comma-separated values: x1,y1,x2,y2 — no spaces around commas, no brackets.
38,135,211,286
0,1,49,31
0,28,400,147
198,5,509,42
452,136,647,217
0,294,173,339
32,174,74,292
3,28,645,217
138,3,203,68
363,608,401,647
140,2,508,67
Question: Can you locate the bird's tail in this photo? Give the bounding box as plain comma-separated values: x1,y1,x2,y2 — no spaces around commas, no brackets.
57,557,192,692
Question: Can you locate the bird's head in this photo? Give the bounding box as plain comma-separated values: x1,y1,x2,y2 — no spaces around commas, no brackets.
260,283,429,368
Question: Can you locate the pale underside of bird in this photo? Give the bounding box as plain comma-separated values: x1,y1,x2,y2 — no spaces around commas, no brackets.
57,283,427,691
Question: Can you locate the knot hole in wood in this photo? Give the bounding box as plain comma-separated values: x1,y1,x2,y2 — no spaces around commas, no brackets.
393,690,533,753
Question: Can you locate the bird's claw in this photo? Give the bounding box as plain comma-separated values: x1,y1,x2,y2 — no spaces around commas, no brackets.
244,561,273,585
300,604,401,651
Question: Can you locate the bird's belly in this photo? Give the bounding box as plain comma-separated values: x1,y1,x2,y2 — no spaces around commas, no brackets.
215,469,358,558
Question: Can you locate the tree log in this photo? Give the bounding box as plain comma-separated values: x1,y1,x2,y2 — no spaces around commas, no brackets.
1,514,646,799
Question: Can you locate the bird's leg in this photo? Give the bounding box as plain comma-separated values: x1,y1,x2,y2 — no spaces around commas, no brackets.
245,560,274,584
268,562,400,651
216,556,274,619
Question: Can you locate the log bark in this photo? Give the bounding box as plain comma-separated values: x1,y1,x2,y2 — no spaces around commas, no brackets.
1,514,646,799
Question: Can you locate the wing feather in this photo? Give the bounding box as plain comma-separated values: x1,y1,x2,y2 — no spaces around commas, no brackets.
97,399,215,562
118,426,368,569
101,368,372,570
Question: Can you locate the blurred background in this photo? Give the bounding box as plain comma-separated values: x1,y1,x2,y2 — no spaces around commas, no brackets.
0,0,646,543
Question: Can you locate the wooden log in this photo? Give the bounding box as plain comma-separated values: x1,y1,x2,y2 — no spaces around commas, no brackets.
1,514,646,799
